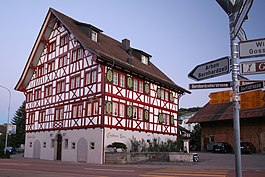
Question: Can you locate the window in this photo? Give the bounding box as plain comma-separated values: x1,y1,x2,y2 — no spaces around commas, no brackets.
39,110,46,122
161,89,165,100
113,102,118,116
165,91,169,101
72,103,83,118
59,55,67,68
55,107,64,121
90,142,95,150
26,91,33,102
28,112,35,124
45,84,53,97
85,72,91,85
86,102,92,116
119,103,125,117
91,31,97,42
139,81,143,93
93,102,99,115
37,65,45,77
56,80,66,94
91,70,97,83
120,74,125,87
133,79,138,92
64,139,68,149
60,34,68,47
133,107,137,119
49,41,56,53
113,71,118,85
70,75,81,90
141,55,148,65
43,142,47,148
138,108,143,120
34,88,41,100
71,142,76,149
72,48,83,62
47,60,55,73
163,114,170,125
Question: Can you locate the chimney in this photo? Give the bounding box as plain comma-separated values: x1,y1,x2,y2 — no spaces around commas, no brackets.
122,38,130,51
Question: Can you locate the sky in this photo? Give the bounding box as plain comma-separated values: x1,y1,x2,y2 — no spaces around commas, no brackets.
0,0,264,124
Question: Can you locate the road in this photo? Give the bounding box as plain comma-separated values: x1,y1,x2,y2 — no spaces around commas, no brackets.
0,152,264,177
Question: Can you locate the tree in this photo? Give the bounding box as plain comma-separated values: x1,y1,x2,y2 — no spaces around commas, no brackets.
189,124,201,151
9,101,26,148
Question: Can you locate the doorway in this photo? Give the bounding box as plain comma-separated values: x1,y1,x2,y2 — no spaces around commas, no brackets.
56,134,62,160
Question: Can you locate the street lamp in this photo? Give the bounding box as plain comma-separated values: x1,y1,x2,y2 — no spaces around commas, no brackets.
0,85,11,154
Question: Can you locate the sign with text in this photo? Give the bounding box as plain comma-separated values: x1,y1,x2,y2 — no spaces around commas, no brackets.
188,57,230,81
240,60,265,75
240,90,265,110
239,81,264,93
239,38,265,58
189,81,232,90
209,90,232,104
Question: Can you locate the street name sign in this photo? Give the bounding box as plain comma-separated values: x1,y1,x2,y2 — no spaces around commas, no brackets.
189,81,232,90
239,38,265,58
239,60,265,75
188,57,230,81
239,81,264,93
209,90,232,104
233,0,253,38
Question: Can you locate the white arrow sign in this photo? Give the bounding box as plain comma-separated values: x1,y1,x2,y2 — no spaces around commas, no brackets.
239,38,265,58
233,0,253,38
188,57,230,81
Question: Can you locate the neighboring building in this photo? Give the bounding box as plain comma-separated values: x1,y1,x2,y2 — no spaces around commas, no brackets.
189,101,265,153
178,112,197,132
15,8,190,164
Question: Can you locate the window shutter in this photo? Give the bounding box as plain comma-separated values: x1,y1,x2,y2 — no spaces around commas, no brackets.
126,105,133,118
127,76,133,90
158,113,164,124
144,82,150,95
144,109,149,122
105,101,112,115
106,68,113,83
170,115,175,126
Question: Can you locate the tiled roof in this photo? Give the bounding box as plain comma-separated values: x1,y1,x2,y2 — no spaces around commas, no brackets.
188,102,265,123
50,8,190,94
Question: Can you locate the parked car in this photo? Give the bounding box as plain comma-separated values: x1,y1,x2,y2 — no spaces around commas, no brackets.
3,147,16,154
240,142,256,154
206,142,215,151
212,142,233,153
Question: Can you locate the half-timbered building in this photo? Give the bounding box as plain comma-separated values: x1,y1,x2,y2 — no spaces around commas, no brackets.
15,8,190,164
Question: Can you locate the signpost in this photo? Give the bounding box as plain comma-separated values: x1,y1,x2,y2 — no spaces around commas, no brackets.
188,57,230,81
240,90,265,110
239,60,265,75
239,38,265,58
189,81,232,90
239,81,264,93
232,0,253,38
209,90,232,104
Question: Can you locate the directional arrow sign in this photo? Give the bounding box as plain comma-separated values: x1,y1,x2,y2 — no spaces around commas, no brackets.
239,81,264,93
209,90,232,104
239,38,265,58
233,0,253,38
188,57,230,81
239,60,265,75
189,81,232,90
240,90,265,110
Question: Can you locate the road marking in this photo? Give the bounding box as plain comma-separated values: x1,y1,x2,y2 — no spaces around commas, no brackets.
84,167,135,173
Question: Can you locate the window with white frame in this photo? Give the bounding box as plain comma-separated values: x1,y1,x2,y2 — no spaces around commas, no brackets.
119,103,125,117
91,70,97,83
59,55,67,68
113,102,118,116
141,55,148,65
138,108,143,120
120,74,125,87
113,71,118,85
133,79,138,92
55,107,64,121
133,107,138,119
72,104,83,118
91,31,98,42
139,81,143,93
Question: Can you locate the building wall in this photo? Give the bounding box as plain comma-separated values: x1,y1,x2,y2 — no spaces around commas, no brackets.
201,117,265,152
24,128,104,164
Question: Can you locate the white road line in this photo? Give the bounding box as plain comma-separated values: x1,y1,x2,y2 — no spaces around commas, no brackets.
84,167,135,173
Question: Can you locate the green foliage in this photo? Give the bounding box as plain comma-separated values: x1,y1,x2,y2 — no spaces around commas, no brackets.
178,107,201,116
190,124,201,151
8,101,26,148
107,142,127,150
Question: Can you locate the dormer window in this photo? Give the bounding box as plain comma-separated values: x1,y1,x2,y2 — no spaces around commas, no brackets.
141,55,149,65
91,30,98,42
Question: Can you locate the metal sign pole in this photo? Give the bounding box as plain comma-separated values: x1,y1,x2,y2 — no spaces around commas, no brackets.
229,13,242,177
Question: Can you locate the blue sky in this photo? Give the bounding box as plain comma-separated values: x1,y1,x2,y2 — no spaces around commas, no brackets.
0,0,264,124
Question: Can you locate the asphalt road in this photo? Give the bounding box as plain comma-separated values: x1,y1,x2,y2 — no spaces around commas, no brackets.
0,152,264,177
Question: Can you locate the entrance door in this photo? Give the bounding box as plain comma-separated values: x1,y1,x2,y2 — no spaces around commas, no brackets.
33,140,41,159
56,134,62,160
77,138,88,162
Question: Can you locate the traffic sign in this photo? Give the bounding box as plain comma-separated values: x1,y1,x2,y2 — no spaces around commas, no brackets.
209,90,232,104
240,90,265,110
239,60,265,75
239,38,265,58
233,0,253,38
240,80,265,86
239,81,264,93
237,28,247,41
188,57,230,81
189,81,232,90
